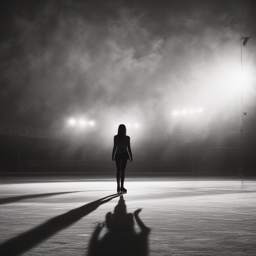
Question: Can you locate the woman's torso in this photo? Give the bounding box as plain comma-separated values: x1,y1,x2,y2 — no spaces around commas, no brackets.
115,135,129,154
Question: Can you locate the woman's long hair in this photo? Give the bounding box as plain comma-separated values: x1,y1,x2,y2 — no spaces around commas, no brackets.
117,124,126,140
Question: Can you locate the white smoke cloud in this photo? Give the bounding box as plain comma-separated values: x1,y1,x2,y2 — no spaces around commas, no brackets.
0,0,255,137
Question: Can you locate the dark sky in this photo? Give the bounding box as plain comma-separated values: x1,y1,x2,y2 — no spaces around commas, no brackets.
0,0,255,133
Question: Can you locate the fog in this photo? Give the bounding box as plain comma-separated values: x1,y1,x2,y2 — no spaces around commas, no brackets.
0,0,255,147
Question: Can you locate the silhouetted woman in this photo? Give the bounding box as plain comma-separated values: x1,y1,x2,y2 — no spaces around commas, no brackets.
112,124,133,193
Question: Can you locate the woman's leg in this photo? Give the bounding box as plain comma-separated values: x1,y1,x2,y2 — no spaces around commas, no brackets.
115,159,121,191
120,159,127,189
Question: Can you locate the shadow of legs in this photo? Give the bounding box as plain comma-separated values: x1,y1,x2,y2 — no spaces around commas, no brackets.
0,194,119,256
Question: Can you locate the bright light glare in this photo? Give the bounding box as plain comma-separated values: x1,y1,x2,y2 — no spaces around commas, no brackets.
237,70,253,86
69,118,76,125
173,108,203,116
79,120,86,126
89,121,95,126
127,123,131,128
134,123,139,128
173,110,181,116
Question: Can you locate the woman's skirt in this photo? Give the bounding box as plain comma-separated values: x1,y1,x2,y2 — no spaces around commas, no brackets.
115,152,130,160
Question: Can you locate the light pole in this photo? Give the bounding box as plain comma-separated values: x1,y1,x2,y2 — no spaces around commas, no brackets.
239,36,256,177
172,108,203,173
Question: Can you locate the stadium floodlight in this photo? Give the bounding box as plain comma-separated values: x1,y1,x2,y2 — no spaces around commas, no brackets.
197,107,203,113
68,117,95,140
78,119,86,126
241,36,256,46
173,108,203,117
69,118,76,125
172,111,179,116
182,109,187,115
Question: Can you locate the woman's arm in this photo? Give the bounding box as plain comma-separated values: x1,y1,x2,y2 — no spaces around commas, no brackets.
87,223,105,255
134,209,150,234
112,136,117,160
127,136,133,161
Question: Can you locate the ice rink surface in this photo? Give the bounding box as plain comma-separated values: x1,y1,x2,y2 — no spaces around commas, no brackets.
0,176,256,255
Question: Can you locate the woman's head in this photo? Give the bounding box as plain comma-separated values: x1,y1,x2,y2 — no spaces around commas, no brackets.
117,124,126,137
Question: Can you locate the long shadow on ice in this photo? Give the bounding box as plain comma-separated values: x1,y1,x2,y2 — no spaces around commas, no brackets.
0,194,119,256
0,191,80,205
87,195,151,256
